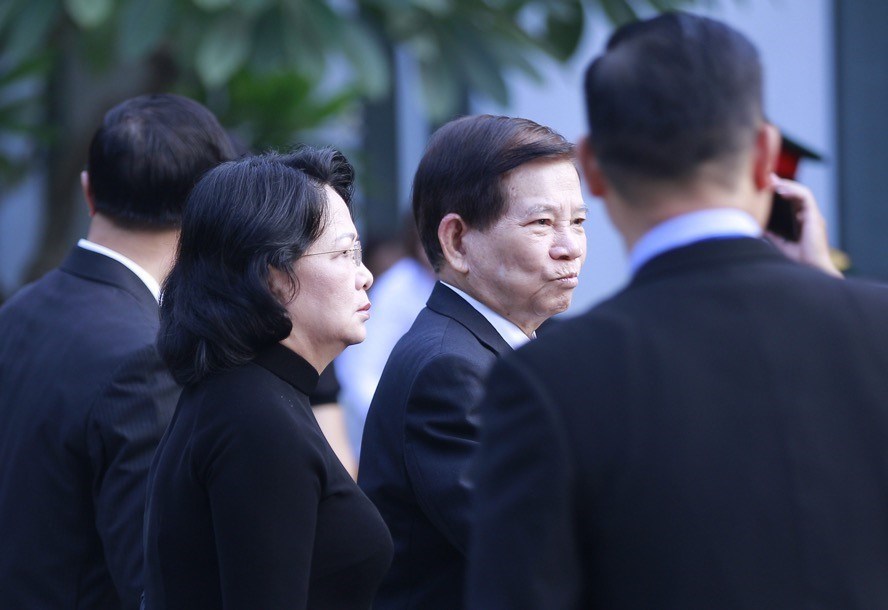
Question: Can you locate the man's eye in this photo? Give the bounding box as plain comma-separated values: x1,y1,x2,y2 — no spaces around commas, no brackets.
534,219,552,226
573,217,586,225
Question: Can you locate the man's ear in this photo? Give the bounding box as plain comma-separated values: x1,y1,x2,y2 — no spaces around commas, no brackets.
753,122,781,192
578,136,607,197
81,171,97,217
437,213,470,274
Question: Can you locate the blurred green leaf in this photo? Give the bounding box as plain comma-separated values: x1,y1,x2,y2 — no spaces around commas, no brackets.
118,0,174,61
3,0,59,65
600,0,638,26
0,54,52,88
79,16,120,71
223,69,360,147
340,22,391,100
63,0,114,29
195,14,251,87
419,57,460,122
193,0,233,11
248,8,289,73
233,0,274,17
280,3,327,81
412,0,450,16
452,25,509,106
0,0,22,37
545,0,584,61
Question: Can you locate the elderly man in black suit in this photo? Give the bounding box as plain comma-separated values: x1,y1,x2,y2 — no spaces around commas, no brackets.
0,94,234,609
359,114,587,610
467,12,888,610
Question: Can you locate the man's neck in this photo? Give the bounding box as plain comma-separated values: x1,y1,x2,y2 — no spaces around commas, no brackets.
609,183,767,253
436,268,539,339
86,214,179,286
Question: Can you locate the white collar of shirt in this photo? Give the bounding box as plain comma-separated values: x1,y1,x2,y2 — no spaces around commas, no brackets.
77,238,161,302
628,208,762,275
440,282,533,349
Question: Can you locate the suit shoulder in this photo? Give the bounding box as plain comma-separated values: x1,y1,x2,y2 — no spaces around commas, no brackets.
389,307,486,365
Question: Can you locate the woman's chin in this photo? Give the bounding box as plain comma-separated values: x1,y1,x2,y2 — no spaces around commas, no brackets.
345,328,368,347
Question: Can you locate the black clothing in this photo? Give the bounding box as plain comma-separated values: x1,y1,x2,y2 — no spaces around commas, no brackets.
359,283,511,610
311,361,341,405
0,246,178,610
468,238,888,609
143,343,392,610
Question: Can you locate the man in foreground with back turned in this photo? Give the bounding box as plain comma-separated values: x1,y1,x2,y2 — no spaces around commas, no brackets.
360,114,586,610
0,94,235,609
467,13,888,609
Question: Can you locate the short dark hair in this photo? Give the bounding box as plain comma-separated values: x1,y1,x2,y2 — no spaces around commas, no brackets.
584,12,763,196
87,93,237,229
158,147,355,386
412,115,574,271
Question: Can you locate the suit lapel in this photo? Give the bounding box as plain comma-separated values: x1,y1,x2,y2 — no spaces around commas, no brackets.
425,282,513,356
60,246,158,314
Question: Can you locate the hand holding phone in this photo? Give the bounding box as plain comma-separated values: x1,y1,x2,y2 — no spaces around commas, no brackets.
764,176,842,277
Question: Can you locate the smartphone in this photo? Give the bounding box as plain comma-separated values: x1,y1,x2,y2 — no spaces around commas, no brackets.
766,193,801,242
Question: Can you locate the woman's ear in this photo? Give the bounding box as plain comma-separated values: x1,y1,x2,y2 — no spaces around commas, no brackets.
267,266,293,304
437,213,470,274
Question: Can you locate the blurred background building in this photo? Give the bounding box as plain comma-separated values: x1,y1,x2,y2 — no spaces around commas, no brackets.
0,0,885,313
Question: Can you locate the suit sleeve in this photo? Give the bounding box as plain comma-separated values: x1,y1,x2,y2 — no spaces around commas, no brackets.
198,393,326,609
403,352,485,554
86,345,179,610
465,354,582,610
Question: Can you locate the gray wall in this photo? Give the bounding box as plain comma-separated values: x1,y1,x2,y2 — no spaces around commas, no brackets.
836,1,888,278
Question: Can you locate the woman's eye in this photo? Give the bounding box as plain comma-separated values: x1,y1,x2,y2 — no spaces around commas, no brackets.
534,219,552,226
573,217,586,225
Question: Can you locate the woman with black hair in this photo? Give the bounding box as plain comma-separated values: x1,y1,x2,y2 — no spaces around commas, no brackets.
142,148,392,609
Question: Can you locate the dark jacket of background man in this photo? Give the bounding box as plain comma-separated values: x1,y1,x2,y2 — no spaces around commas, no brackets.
0,94,235,610
467,13,888,610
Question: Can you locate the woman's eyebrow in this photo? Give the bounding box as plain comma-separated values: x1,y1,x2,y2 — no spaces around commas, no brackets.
333,231,357,244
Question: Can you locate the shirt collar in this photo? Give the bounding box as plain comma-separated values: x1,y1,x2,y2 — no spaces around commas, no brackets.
440,282,533,349
629,208,762,275
77,239,161,302
253,343,320,396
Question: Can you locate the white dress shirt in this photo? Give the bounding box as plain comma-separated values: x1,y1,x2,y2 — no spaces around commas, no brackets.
629,208,762,276
77,239,161,302
440,282,533,349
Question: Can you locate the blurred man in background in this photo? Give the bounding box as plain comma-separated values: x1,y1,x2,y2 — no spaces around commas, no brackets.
0,93,235,609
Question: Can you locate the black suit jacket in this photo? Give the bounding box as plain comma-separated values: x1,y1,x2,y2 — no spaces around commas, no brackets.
359,282,512,610
0,247,179,609
467,237,888,610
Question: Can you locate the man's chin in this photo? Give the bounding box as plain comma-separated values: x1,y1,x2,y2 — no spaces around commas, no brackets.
537,298,572,321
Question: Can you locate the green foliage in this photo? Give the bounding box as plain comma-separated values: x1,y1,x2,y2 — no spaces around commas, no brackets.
0,0,703,187
219,70,359,149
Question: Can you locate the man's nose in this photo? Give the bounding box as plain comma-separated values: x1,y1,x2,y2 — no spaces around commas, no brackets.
550,225,585,260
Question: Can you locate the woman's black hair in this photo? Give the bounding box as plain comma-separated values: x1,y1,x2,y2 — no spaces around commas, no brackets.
158,146,355,385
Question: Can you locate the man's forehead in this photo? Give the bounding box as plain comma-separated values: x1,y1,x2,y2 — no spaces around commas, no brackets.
501,199,588,220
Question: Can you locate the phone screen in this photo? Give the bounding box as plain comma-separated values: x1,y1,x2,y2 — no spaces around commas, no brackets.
766,193,801,242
